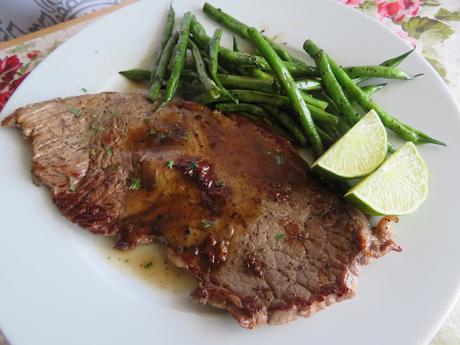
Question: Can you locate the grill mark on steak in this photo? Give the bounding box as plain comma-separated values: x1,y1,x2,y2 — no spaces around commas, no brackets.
2,92,400,328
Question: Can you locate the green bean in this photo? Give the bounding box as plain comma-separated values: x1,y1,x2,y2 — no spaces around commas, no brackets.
307,104,340,128
179,80,205,98
353,48,415,84
315,50,360,124
301,92,329,110
380,48,415,67
247,29,324,155
262,105,307,146
263,105,335,146
202,2,294,62
233,36,240,52
149,6,175,79
220,74,321,93
344,65,421,80
189,40,221,99
263,117,298,142
181,68,198,80
260,61,318,77
316,91,341,115
215,102,268,117
303,39,445,146
316,127,336,147
209,29,223,77
119,69,151,82
238,112,261,121
193,90,338,128
361,83,387,97
295,79,322,91
218,74,278,92
209,29,237,102
163,12,193,104
201,54,230,74
209,90,288,106
149,32,179,101
245,68,274,80
190,18,317,77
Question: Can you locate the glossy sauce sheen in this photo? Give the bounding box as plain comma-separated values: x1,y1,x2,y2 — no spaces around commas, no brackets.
116,101,306,274
102,239,196,294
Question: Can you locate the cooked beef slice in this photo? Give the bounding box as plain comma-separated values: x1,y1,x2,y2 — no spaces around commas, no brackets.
2,92,400,328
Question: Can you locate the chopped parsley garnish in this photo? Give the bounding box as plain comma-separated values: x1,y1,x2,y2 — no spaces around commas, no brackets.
81,87,88,92
90,121,105,133
143,262,153,269
110,110,118,117
158,132,170,142
201,219,216,229
106,147,113,157
189,161,198,170
68,176,77,192
267,150,286,165
68,107,84,118
274,153,286,165
275,232,285,241
128,177,141,191
149,128,171,142
89,148,97,158
166,160,174,169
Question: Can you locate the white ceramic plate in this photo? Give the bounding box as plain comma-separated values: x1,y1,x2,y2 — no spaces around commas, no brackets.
1,1,460,344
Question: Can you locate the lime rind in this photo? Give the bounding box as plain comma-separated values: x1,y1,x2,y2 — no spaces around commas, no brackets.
312,110,388,179
345,142,429,215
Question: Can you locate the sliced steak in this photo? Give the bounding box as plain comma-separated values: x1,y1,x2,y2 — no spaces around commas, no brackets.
2,92,400,328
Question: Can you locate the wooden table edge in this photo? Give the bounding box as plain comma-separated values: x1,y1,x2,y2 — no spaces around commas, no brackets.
0,0,137,51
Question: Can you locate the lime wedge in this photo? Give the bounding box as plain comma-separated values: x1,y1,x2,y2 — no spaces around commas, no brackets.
345,142,428,215
312,110,387,179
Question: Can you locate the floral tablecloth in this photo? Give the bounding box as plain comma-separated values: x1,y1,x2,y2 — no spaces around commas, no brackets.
0,1,459,344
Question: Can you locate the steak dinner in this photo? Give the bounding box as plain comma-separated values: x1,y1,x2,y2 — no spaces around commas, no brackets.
2,92,400,328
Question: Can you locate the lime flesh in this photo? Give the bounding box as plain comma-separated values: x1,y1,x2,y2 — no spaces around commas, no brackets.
345,142,428,216
312,110,387,179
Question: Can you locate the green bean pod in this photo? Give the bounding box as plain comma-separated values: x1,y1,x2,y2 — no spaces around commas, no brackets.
193,90,338,128
163,12,193,104
202,2,296,62
119,69,151,82
303,39,445,146
380,48,415,67
301,91,329,110
353,48,415,84
361,83,387,97
209,29,237,102
190,18,317,78
149,6,175,79
149,32,178,101
262,105,307,146
218,74,278,92
315,50,361,125
295,79,322,91
215,102,268,117
189,40,221,99
233,36,240,52
344,65,420,80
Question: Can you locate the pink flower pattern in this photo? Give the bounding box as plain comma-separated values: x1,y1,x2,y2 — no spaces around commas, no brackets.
0,53,38,111
341,0,365,7
376,0,421,22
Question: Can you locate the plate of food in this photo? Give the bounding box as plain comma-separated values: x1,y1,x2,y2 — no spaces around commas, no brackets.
1,0,459,344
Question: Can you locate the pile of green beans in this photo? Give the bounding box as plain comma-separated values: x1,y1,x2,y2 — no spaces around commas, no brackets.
118,2,445,157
